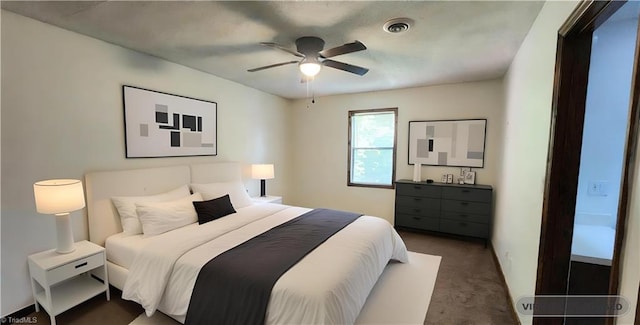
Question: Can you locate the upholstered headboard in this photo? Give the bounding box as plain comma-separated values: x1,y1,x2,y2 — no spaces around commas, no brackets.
85,162,241,246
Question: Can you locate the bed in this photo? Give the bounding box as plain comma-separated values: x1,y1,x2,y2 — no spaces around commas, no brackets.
85,162,408,324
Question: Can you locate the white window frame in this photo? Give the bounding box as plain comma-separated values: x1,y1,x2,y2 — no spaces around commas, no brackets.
347,108,398,189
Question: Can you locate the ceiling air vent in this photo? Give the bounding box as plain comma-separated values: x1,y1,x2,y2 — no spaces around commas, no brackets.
383,18,413,34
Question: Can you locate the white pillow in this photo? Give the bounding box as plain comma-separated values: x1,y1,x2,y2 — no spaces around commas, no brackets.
111,185,191,236
135,192,203,237
190,181,253,209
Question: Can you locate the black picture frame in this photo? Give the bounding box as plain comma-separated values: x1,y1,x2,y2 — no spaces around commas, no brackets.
122,85,217,158
408,119,486,167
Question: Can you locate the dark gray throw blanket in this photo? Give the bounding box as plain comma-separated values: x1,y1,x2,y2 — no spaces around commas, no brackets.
184,208,362,325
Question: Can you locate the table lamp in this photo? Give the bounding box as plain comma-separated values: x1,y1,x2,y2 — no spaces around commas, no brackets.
33,179,85,254
251,164,274,197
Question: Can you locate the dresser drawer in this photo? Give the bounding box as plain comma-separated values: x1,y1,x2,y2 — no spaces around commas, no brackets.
441,211,490,224
440,219,489,238
396,196,441,209
442,187,492,203
441,199,491,215
396,183,441,198
396,214,439,232
396,205,440,218
47,252,104,285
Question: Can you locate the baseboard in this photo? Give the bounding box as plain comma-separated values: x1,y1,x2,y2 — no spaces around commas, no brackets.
489,241,521,325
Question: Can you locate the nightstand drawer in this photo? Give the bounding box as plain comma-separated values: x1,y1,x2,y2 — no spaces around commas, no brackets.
396,214,439,231
48,252,103,285
441,211,490,224
442,187,491,202
396,196,441,209
441,199,491,215
396,184,441,198
440,219,489,238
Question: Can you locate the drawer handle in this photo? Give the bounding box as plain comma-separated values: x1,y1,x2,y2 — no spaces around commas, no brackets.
75,262,88,269
412,217,421,221
462,189,470,193
460,202,469,206
413,198,422,202
414,209,421,213
413,186,422,190
459,214,468,218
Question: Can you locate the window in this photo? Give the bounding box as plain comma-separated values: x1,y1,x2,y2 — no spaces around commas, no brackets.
348,108,398,188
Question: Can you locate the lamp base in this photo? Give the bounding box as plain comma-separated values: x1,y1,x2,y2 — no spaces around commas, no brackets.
55,213,76,254
260,179,267,197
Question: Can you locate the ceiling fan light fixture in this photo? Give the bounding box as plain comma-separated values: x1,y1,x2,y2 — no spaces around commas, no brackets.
383,18,413,34
299,59,321,77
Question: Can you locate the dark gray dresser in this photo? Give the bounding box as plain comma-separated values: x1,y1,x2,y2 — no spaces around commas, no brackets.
395,179,493,246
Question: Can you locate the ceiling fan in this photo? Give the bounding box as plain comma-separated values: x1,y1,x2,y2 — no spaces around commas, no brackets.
247,36,369,78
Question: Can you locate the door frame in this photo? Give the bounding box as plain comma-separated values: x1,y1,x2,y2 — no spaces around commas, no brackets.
534,0,640,324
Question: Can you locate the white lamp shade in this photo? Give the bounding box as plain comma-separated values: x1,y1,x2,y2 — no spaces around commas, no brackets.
34,179,85,215
299,61,321,77
251,164,275,180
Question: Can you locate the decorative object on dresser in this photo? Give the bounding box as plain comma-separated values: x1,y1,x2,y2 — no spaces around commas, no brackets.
33,179,86,254
394,180,492,246
412,163,422,182
408,119,487,167
251,164,275,197
123,85,217,158
463,171,476,184
28,240,110,325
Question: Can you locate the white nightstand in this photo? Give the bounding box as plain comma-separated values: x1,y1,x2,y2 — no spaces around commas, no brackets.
252,195,283,204
28,240,110,325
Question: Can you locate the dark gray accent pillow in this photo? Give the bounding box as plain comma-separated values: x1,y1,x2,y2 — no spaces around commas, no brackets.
193,194,236,224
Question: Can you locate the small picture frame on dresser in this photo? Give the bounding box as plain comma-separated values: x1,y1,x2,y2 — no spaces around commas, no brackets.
441,174,448,183
447,174,453,184
464,171,476,184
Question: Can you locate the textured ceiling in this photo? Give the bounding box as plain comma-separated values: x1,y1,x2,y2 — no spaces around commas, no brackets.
2,1,544,99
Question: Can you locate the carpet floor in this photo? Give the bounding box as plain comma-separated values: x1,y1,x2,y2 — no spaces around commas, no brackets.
24,230,517,325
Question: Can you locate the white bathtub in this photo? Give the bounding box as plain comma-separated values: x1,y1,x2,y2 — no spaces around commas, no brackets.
571,224,615,266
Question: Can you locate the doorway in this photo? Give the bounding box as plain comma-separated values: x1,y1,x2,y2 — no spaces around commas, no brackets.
566,3,639,324
535,1,640,324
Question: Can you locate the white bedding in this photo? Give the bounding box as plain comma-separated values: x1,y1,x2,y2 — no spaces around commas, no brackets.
105,232,150,269
121,203,408,324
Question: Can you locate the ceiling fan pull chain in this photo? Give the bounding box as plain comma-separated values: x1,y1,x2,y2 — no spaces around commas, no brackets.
306,79,311,108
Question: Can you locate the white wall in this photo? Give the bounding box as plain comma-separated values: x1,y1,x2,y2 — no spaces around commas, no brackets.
288,80,504,224
496,1,580,324
0,10,291,316
575,17,638,229
498,1,640,323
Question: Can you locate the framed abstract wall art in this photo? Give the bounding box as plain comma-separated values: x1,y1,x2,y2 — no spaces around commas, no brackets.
123,85,217,158
408,119,486,167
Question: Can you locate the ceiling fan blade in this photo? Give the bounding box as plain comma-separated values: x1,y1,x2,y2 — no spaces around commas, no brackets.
319,41,366,58
322,59,369,76
247,61,299,72
260,42,304,58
